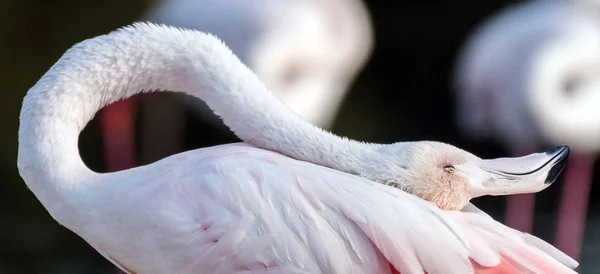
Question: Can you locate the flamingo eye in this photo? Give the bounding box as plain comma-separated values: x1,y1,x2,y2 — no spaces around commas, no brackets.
281,65,303,87
443,165,456,173
562,76,581,96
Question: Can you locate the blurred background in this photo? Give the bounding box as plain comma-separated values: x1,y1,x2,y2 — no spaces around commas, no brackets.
2,0,600,273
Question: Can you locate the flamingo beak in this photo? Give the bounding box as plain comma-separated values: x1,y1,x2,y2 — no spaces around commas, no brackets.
455,145,570,198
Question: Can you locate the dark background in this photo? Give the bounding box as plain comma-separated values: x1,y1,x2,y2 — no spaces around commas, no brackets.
1,0,598,273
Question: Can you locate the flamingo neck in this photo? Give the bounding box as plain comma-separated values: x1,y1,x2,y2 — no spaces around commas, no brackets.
17,23,376,212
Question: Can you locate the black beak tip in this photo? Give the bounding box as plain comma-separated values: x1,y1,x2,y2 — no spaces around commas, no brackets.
544,145,570,156
544,145,570,185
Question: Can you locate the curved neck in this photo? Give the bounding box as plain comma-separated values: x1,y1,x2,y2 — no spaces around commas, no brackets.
17,23,374,199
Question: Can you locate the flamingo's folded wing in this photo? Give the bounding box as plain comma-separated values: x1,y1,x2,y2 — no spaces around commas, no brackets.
298,165,578,274
181,144,577,274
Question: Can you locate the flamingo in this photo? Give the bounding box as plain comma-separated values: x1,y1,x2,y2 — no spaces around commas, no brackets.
453,0,600,261
18,23,578,273
101,0,374,167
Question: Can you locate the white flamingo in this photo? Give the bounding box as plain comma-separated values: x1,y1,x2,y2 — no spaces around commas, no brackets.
98,0,374,168
453,0,600,261
18,23,578,274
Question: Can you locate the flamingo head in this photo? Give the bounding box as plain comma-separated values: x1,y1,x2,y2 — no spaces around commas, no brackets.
528,10,600,153
364,142,570,210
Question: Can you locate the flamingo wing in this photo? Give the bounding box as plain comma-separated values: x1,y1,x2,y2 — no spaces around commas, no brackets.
271,153,578,274
91,143,576,274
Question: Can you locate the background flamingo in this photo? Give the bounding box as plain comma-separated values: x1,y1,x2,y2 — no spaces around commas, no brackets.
453,0,600,262
18,22,578,274
99,0,373,171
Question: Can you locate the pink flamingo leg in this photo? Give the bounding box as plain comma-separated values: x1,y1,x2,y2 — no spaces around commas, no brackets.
504,148,536,233
555,153,595,261
99,98,137,172
505,193,536,233
99,99,137,274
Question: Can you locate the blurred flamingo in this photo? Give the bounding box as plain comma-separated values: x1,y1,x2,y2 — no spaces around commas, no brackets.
18,23,578,274
453,0,600,261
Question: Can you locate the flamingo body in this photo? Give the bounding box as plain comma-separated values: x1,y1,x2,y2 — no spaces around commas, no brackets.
58,143,576,274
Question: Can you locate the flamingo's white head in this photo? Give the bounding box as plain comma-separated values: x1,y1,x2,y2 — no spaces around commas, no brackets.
454,0,600,152
247,0,373,128
529,13,600,152
362,142,570,210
